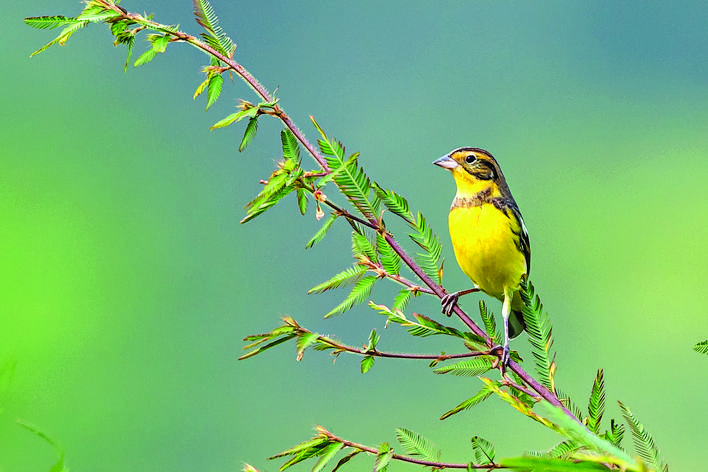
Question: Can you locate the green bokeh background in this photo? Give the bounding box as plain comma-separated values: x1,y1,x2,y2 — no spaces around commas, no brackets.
3,1,707,470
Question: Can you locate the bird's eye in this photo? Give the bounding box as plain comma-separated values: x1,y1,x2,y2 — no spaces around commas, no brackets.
465,154,477,164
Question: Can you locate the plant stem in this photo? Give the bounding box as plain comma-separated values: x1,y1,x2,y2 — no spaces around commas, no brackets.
317,427,503,470
318,333,487,361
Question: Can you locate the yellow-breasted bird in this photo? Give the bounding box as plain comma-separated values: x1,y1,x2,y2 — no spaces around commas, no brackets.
434,147,530,367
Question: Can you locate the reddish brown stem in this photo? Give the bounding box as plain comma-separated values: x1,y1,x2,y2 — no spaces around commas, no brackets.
318,427,504,470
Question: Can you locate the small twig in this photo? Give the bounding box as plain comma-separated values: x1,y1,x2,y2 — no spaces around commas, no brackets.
502,378,542,402
303,327,483,361
358,258,435,295
317,426,504,470
321,199,379,231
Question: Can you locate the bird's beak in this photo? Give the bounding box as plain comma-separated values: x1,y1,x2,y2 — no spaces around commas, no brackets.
433,154,458,170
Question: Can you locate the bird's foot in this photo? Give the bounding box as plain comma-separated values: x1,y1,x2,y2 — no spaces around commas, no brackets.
440,292,460,316
489,344,511,374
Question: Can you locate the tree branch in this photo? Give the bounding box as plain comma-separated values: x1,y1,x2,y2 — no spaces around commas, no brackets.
313,330,487,361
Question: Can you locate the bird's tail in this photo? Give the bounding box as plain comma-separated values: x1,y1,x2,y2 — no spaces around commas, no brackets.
508,288,526,339
508,308,526,339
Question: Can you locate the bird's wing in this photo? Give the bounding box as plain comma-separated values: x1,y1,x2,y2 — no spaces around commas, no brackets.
507,204,531,276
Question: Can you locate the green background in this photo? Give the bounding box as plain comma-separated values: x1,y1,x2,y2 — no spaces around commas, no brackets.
3,1,707,470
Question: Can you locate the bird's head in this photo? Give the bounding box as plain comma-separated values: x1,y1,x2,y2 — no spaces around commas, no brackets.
433,147,509,197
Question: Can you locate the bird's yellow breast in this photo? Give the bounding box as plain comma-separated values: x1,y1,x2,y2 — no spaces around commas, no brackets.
448,203,527,302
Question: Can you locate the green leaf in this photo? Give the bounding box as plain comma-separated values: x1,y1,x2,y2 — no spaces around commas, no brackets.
539,401,637,470
284,164,304,187
374,183,414,224
440,384,495,420
279,443,333,471
395,428,440,462
470,436,496,465
200,33,224,55
241,168,297,224
206,73,223,110
239,116,259,152
134,47,157,67
586,369,605,434
366,329,380,351
369,302,409,328
121,35,135,72
238,333,298,360
603,418,625,448
324,275,377,318
76,5,121,23
311,442,345,472
193,0,237,57
296,188,308,215
308,265,367,294
242,323,296,348
306,212,338,249
111,22,139,72
479,377,550,426
506,372,534,406
24,16,79,30
210,111,242,130
393,288,413,311
193,77,210,99
281,129,301,161
210,106,258,130
433,357,494,377
269,435,330,460
192,0,218,34
528,440,581,460
311,118,378,218
501,457,609,471
352,231,378,263
409,212,443,284
246,171,288,209
519,279,554,391
694,339,708,355
149,33,170,53
296,332,319,361
331,451,362,472
29,19,89,57
556,388,584,427
361,355,375,374
240,184,295,224
618,401,668,472
478,301,500,344
406,314,476,341
377,234,401,275
374,443,393,472
17,420,66,472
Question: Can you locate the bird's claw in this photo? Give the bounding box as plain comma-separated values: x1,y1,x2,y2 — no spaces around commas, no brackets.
440,292,459,316
489,344,511,374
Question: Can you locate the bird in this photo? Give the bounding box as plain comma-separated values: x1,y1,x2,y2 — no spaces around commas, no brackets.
434,147,530,369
